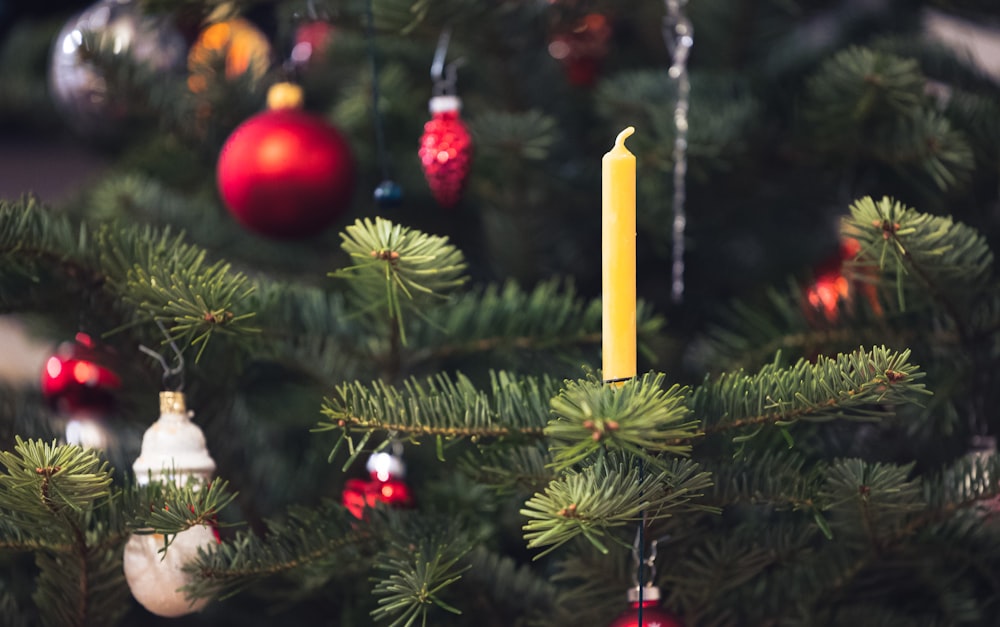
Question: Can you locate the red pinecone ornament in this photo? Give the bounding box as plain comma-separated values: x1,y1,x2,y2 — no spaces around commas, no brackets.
419,95,473,208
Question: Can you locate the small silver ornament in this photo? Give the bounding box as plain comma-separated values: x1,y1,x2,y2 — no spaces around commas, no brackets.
48,0,187,137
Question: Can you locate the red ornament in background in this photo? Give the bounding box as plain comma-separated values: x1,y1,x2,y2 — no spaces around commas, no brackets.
805,237,882,322
41,332,121,415
419,95,473,209
547,13,612,87
290,21,336,68
216,108,356,239
608,586,685,627
342,451,414,519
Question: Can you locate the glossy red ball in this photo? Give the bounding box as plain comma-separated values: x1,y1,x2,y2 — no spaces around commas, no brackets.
40,333,121,414
342,476,414,519
608,601,685,627
217,109,356,239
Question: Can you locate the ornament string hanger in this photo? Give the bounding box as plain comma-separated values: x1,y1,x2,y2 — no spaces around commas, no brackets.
431,27,464,97
364,0,402,206
137,319,185,392
663,0,692,304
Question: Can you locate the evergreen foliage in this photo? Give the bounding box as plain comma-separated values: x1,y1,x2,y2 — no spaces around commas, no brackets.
1,0,1000,625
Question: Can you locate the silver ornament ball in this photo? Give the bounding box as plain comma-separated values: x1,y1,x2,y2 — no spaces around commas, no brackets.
49,0,187,137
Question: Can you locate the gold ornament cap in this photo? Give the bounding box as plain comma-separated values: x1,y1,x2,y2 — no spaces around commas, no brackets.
159,391,187,416
267,82,305,111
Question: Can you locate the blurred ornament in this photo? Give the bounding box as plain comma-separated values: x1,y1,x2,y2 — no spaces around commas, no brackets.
266,80,305,110
608,585,685,627
804,237,882,323
187,17,272,93
216,107,356,239
419,95,473,208
41,332,121,416
547,13,612,87
124,391,218,616
132,391,216,487
290,20,336,68
123,525,216,617
49,0,187,136
373,180,403,208
342,451,414,519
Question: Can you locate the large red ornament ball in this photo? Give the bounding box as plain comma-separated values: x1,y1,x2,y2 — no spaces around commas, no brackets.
41,333,121,415
419,95,473,209
608,603,685,627
217,109,356,239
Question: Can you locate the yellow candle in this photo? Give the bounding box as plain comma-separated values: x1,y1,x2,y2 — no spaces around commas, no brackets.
602,126,637,384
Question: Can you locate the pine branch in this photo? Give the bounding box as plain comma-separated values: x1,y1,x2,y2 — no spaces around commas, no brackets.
404,279,665,365
186,500,369,600
520,455,714,557
547,372,699,470
689,346,929,441
318,370,557,467
458,443,554,495
844,195,993,314
330,217,468,345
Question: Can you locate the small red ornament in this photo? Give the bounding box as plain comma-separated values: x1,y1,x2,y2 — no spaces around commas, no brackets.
217,108,356,239
342,452,414,519
608,586,685,627
290,21,336,68
547,13,612,87
419,95,473,208
805,237,882,322
41,332,121,415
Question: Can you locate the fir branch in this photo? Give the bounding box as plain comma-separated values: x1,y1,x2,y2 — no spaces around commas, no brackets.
0,439,112,521
520,455,714,557
330,217,468,345
546,372,698,471
97,224,258,360
318,371,557,465
458,443,554,495
689,346,929,440
404,279,665,364
128,478,238,538
704,450,825,514
371,535,471,627
186,500,369,600
844,195,993,314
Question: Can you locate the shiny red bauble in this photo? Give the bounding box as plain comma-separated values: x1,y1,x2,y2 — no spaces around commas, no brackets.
216,108,356,239
419,95,473,209
608,601,685,627
342,451,415,519
40,333,121,414
547,13,612,87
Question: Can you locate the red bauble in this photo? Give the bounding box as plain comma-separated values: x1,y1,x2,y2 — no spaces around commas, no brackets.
419,95,473,208
608,587,684,627
547,13,612,87
805,237,881,322
342,452,415,519
40,333,121,415
291,21,336,67
217,109,356,239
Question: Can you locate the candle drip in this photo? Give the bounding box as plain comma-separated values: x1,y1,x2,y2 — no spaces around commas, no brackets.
664,0,692,304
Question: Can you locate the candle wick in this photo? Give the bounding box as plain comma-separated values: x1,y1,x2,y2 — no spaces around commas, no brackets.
614,126,635,150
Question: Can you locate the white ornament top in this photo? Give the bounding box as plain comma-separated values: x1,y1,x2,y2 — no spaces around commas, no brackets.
133,392,216,487
429,94,462,114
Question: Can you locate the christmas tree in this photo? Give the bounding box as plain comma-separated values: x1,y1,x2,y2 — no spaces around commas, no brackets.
2,0,1000,625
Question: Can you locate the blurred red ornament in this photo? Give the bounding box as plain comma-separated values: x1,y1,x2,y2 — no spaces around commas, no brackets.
41,333,121,415
548,13,612,87
291,21,336,67
608,587,685,627
342,452,414,519
217,108,356,239
419,95,473,208
805,237,881,322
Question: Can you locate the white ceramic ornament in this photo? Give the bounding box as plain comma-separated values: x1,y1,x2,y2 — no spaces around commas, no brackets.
133,391,216,487
123,525,216,617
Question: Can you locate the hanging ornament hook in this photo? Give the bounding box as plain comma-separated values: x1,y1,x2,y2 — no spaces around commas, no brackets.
632,525,664,588
138,319,185,391
431,27,464,96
